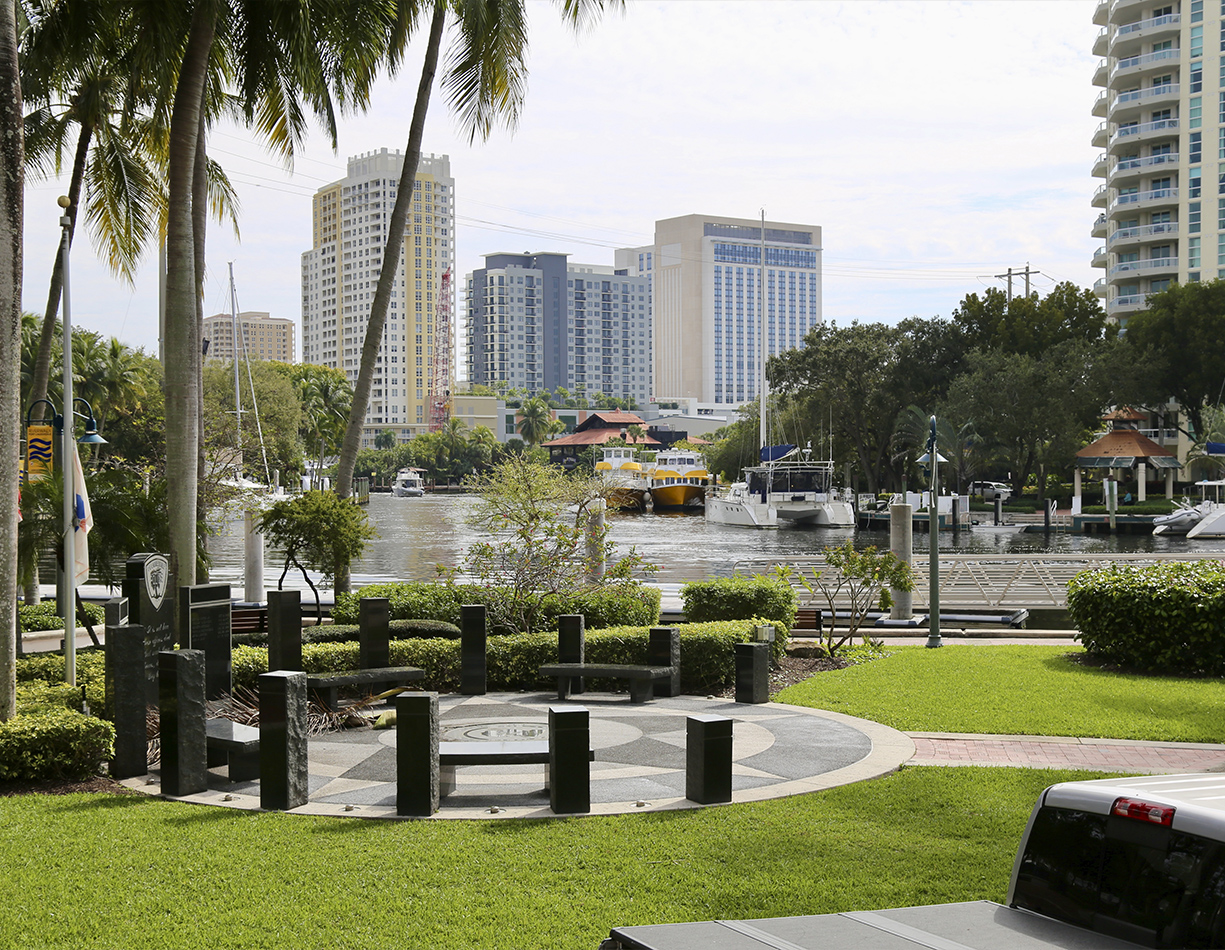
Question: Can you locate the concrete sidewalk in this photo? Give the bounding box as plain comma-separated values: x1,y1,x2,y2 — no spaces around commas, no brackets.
907,732,1225,773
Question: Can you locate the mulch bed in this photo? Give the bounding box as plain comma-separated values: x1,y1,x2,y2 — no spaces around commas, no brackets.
0,775,138,798
710,653,853,700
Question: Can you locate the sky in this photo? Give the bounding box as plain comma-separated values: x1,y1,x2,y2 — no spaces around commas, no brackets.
20,0,1101,362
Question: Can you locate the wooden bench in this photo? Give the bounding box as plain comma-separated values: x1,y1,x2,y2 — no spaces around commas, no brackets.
231,607,268,636
205,718,260,781
538,663,675,703
306,666,425,711
438,740,595,797
793,606,822,635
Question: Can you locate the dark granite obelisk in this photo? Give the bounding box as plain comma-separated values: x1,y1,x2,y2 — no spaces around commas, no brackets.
648,626,681,697
259,671,309,810
108,623,150,779
178,583,232,700
686,714,733,804
267,589,302,672
460,604,487,695
734,642,770,704
558,615,585,695
396,692,440,817
158,649,207,796
549,705,590,814
359,597,391,670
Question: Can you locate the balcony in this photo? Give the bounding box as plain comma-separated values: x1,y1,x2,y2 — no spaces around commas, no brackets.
1110,13,1180,55
1093,27,1108,57
1092,214,1108,238
1110,151,1179,181
1093,184,1109,208
1108,221,1179,249
1112,47,1179,81
1109,83,1179,121
1093,59,1109,87
1094,277,1107,297
1092,122,1108,148
1110,186,1178,212
1093,246,1108,268
1092,153,1108,178
1111,293,1147,313
1108,117,1178,151
1093,92,1109,117
1093,0,1109,25
1109,255,1177,277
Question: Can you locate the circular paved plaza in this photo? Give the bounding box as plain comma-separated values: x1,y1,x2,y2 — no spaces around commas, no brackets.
126,692,914,820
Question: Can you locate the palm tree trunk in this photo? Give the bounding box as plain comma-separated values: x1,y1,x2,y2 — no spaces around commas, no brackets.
0,0,24,721
192,107,209,582
332,0,446,593
164,3,215,592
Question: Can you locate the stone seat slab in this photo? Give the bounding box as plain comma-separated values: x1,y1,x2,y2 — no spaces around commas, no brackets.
437,740,595,798
538,663,676,703
205,718,260,782
306,666,424,711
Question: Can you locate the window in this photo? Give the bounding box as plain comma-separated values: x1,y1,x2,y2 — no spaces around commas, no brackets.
1191,201,1202,232
1191,97,1203,128
1192,131,1203,163
1192,0,1204,21
1190,237,1202,268
1191,167,1202,198
1193,24,1204,57
1192,63,1204,93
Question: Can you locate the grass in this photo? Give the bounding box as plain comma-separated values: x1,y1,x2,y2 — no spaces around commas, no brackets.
778,645,1225,742
0,766,1111,949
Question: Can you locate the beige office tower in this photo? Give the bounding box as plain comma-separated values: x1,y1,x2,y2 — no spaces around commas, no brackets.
1092,1,1217,325
634,214,822,408
301,149,455,444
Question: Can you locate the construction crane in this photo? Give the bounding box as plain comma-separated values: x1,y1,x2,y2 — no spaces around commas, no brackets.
428,268,453,432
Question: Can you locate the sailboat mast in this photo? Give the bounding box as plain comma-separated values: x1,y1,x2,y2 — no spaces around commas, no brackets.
759,209,767,451
229,262,242,478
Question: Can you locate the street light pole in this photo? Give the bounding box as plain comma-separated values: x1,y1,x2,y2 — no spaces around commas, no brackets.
58,195,76,686
926,415,942,649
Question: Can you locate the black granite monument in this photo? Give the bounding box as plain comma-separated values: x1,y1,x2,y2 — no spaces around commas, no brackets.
121,553,175,704
259,671,309,810
267,589,302,672
558,615,585,695
686,713,733,804
178,583,232,700
396,692,440,817
359,597,391,670
158,649,207,796
548,704,590,814
460,604,487,695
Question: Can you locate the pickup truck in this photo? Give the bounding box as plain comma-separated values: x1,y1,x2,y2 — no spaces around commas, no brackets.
602,773,1225,949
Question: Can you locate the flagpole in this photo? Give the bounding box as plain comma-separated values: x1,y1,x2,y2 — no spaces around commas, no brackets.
59,196,75,687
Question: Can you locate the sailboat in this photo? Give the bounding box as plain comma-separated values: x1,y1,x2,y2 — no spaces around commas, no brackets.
703,211,854,529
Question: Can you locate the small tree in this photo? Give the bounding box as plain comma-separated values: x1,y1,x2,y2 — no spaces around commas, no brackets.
257,491,375,622
799,541,915,654
452,455,655,633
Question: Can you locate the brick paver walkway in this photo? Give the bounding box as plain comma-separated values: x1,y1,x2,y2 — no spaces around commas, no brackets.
908,732,1225,773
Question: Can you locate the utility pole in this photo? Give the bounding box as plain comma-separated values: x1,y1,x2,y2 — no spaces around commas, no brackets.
994,264,1040,302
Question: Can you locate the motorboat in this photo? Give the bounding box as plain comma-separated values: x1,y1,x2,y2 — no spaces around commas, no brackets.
647,449,709,509
595,446,649,511
392,468,426,497
1152,499,1210,536
705,443,855,529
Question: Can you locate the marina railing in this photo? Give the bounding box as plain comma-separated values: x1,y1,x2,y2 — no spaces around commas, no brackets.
731,553,1216,611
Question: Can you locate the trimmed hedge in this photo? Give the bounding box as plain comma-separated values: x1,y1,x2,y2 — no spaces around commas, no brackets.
18,600,104,633
16,651,107,715
0,707,114,781
233,618,461,648
681,576,795,655
233,619,773,696
1068,560,1225,673
331,581,661,633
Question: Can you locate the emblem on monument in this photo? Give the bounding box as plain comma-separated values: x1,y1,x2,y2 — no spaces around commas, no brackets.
145,555,169,611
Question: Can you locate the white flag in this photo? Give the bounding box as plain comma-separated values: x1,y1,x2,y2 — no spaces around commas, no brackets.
72,445,93,586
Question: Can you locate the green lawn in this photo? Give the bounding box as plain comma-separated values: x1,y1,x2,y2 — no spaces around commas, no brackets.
0,766,1107,949
778,645,1225,742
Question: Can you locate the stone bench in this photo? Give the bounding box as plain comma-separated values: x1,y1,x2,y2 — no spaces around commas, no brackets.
306,666,425,711
437,740,595,797
204,718,260,781
538,663,676,703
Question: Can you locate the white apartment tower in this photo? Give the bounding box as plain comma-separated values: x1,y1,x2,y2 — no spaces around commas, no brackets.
1092,1,1220,323
301,149,455,442
644,214,822,406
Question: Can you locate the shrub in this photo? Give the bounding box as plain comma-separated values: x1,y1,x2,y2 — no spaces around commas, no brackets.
682,576,795,650
230,620,764,695
232,618,461,648
0,709,114,780
16,651,107,714
18,600,104,633
1068,560,1225,673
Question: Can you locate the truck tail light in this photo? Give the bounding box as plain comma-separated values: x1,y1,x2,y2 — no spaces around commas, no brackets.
1112,797,1175,826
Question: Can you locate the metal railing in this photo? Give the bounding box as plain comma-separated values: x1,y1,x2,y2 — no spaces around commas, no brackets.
732,553,1212,610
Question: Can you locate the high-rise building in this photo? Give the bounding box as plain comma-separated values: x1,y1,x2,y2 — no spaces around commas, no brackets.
1092,2,1212,324
301,149,455,444
464,252,651,405
635,214,822,407
203,311,296,363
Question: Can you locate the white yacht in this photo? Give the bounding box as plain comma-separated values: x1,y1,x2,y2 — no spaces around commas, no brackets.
705,444,855,529
392,469,426,497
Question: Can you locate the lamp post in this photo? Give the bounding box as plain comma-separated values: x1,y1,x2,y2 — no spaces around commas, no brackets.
925,416,942,649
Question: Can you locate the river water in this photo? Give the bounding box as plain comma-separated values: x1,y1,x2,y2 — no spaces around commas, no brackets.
205,493,1225,589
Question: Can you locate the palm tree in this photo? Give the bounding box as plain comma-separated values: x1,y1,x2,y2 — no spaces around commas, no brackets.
0,0,23,720
333,0,621,519
517,396,554,447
